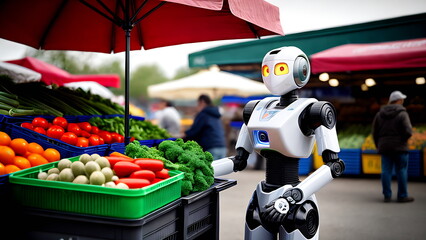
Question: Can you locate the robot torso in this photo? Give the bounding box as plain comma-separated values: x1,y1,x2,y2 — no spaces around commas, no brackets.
246,97,317,158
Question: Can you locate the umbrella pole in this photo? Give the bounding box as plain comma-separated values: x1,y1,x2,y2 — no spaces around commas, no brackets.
124,28,131,145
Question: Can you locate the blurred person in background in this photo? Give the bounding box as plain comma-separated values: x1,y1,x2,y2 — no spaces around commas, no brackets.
156,99,182,138
184,94,226,160
372,90,414,203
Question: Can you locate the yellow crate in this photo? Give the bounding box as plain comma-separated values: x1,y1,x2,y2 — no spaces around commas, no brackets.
312,144,323,170
362,154,382,174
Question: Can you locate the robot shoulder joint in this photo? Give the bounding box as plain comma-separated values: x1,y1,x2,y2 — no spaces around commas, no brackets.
243,100,260,125
299,101,337,135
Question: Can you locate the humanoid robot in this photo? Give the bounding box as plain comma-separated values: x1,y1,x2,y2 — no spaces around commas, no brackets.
212,46,345,240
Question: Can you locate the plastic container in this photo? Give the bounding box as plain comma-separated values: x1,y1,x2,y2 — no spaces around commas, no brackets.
180,178,237,240
16,178,237,240
339,149,362,175
19,201,181,240
362,151,382,174
299,155,312,175
9,156,184,219
109,138,176,154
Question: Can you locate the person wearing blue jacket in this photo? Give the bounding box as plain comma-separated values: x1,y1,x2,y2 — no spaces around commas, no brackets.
184,94,227,160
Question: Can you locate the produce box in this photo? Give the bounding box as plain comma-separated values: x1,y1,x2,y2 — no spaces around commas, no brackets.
3,115,114,158
362,151,382,174
362,150,423,177
180,178,237,240
339,149,362,175
19,201,181,240
16,178,236,240
9,156,184,219
299,155,312,175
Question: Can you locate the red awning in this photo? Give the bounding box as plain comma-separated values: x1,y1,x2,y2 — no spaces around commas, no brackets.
6,57,120,88
311,38,426,74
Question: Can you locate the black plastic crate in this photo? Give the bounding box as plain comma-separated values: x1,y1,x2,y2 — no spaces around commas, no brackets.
180,178,237,240
15,178,237,240
19,200,180,240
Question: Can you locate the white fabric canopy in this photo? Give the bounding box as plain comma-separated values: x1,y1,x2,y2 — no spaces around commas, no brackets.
0,61,42,83
148,69,269,100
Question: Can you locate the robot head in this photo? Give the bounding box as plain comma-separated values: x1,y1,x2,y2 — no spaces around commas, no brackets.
261,46,311,95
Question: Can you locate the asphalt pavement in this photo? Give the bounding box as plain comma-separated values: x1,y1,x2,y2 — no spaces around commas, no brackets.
217,168,426,240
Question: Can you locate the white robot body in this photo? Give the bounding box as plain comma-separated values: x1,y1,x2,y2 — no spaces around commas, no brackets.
211,46,345,240
246,97,316,158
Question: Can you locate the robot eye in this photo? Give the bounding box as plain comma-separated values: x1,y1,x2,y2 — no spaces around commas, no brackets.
274,63,289,75
262,65,270,77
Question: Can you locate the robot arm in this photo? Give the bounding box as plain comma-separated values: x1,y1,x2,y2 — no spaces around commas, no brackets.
285,101,345,204
212,124,253,176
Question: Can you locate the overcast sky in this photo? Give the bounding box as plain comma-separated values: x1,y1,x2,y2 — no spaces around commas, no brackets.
1,0,425,78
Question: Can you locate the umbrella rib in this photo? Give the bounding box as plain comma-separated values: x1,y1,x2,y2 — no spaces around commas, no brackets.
39,0,69,48
132,1,166,26
129,0,148,23
95,0,122,22
246,22,260,39
79,0,122,26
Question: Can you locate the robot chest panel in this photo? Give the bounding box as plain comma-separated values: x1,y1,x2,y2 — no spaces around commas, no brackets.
247,98,316,158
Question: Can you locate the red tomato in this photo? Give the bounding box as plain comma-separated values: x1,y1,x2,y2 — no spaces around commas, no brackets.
33,127,46,135
52,117,68,128
134,159,164,172
105,156,134,167
129,170,155,182
151,178,164,184
155,169,170,179
32,117,49,129
46,126,65,139
76,137,89,147
111,132,124,143
78,122,92,133
20,122,33,130
80,130,91,138
88,135,101,146
115,178,151,189
91,126,99,134
67,123,81,136
113,161,141,177
98,137,105,145
98,131,112,144
60,132,78,145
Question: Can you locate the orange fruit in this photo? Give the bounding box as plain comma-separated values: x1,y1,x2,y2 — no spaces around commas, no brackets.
43,148,61,162
27,142,44,155
13,156,31,169
4,164,21,174
27,153,49,167
0,162,5,175
0,145,16,165
9,138,28,156
0,131,11,146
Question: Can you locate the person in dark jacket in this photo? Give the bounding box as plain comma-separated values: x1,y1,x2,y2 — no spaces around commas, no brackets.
184,94,227,160
372,90,413,203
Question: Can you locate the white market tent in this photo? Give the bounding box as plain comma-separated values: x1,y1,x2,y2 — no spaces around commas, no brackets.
147,68,269,100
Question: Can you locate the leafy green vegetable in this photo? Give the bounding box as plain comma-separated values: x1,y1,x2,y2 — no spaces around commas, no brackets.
89,116,171,140
125,139,214,195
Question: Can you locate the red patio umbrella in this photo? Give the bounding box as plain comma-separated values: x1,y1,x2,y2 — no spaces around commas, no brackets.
0,0,284,143
6,57,120,88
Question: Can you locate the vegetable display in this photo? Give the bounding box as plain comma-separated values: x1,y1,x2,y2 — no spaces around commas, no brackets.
20,116,126,147
89,116,171,140
37,153,171,189
125,139,214,195
0,131,61,175
0,76,124,116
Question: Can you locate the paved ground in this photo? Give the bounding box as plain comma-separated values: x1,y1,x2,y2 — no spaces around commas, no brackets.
218,168,426,240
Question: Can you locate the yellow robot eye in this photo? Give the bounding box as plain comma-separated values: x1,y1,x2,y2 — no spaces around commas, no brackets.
262,65,270,77
274,63,289,75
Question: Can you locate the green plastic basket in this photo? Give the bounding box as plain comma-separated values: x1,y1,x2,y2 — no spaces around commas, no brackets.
9,156,184,219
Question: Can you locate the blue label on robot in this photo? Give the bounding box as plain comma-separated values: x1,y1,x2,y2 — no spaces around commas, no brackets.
253,130,269,146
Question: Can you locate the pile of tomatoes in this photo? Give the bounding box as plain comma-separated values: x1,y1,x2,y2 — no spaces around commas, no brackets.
0,131,61,175
20,117,126,147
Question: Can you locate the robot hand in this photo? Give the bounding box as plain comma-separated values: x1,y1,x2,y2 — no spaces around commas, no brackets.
262,198,291,223
232,147,250,172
